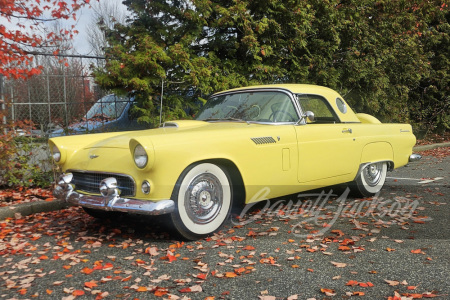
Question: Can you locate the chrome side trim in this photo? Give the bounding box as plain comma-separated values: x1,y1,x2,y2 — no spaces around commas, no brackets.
409,154,422,162
53,178,174,216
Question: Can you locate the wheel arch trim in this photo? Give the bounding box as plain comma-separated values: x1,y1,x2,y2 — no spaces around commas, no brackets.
170,158,246,206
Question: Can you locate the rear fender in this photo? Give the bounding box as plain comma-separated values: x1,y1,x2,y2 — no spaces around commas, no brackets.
360,142,394,170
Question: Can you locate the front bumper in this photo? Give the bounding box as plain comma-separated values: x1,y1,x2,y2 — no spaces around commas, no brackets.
53,174,175,216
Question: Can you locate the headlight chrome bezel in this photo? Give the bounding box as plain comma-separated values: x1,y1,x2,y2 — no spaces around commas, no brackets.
133,144,148,169
141,180,151,194
52,145,62,162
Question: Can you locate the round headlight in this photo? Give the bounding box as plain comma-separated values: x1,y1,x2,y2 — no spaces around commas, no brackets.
134,144,148,168
52,145,61,162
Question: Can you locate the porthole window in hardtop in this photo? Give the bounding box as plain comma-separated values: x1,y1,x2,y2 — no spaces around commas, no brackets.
336,97,347,114
298,94,340,124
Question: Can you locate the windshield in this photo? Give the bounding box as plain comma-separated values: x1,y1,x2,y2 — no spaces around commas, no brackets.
195,91,298,123
85,94,130,121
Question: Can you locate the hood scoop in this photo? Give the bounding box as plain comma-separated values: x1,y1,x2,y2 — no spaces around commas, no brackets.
161,120,208,129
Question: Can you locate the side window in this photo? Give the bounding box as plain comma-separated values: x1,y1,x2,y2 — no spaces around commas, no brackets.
298,95,340,124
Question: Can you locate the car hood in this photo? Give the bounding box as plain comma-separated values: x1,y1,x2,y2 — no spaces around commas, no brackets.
51,119,288,159
80,120,271,149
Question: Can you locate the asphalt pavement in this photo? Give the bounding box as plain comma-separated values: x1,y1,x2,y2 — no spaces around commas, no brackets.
0,145,449,299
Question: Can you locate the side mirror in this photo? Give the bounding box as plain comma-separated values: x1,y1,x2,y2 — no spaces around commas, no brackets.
303,111,315,122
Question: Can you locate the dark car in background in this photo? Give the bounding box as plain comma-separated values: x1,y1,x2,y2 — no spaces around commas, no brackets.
49,94,147,137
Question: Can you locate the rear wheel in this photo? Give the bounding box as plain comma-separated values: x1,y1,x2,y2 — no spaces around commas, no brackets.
170,163,232,240
351,162,387,197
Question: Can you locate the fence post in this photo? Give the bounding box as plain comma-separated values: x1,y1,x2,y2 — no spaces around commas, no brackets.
0,75,6,135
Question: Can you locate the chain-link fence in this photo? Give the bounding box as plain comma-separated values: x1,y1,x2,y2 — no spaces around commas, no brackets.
2,53,109,135
0,53,112,187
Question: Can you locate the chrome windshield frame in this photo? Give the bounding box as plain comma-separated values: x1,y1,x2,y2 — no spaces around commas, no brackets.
198,88,305,125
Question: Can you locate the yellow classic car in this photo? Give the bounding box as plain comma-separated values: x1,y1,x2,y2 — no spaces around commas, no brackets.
49,84,421,240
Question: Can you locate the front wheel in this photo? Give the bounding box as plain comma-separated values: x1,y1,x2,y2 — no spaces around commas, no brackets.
170,163,232,240
351,162,387,197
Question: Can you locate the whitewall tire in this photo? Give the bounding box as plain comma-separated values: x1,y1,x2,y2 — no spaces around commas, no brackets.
351,162,388,197
170,163,232,240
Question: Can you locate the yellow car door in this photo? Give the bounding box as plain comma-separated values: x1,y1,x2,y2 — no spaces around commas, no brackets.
294,94,358,184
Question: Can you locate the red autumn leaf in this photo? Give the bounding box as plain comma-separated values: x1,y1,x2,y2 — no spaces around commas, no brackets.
359,282,369,287
331,229,345,236
411,249,424,254
136,286,147,292
346,280,359,286
320,288,336,296
81,267,94,274
422,292,439,298
72,290,85,296
339,245,351,251
18,289,27,295
154,289,168,297
167,254,177,262
225,272,238,278
242,245,255,250
197,273,207,280
85,281,98,288
0,0,89,79
247,230,257,236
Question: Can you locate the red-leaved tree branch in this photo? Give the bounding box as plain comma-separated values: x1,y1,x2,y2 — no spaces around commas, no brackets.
0,0,91,79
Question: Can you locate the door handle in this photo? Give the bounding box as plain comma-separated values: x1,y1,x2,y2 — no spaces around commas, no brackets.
342,128,352,134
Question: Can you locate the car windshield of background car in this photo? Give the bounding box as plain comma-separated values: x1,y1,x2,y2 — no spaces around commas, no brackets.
86,95,129,121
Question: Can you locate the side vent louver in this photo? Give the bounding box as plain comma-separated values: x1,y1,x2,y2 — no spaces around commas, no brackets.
251,136,277,145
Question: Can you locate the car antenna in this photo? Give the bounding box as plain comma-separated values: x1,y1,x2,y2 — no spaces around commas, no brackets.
159,79,164,126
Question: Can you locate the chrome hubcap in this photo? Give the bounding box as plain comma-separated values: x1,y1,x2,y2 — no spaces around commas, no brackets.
363,163,383,187
184,173,223,224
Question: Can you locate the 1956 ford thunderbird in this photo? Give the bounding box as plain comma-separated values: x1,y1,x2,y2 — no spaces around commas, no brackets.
50,84,421,239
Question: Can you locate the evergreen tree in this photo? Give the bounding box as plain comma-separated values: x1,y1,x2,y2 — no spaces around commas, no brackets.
94,0,448,131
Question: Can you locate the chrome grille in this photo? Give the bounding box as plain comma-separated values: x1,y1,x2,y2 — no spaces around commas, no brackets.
69,170,135,196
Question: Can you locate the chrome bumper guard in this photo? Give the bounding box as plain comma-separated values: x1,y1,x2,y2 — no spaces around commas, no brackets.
53,174,175,216
409,153,422,162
